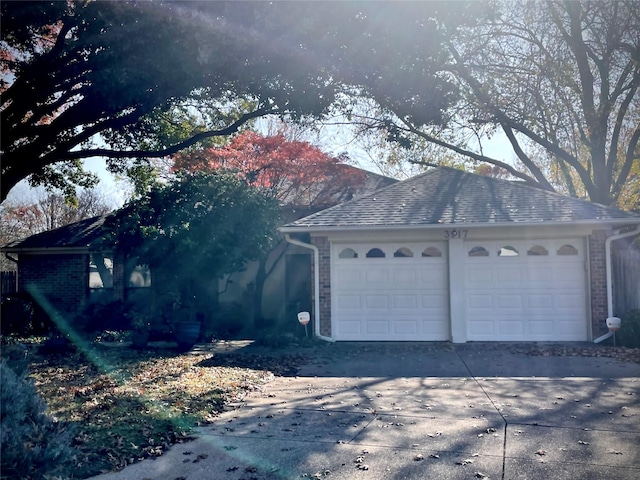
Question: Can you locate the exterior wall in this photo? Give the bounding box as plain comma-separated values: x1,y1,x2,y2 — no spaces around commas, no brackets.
589,229,610,337
311,236,331,336
18,253,89,316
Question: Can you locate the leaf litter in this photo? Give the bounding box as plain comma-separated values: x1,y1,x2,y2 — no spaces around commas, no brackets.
26,342,307,478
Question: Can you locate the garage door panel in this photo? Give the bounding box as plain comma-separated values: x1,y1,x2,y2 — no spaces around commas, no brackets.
336,295,361,309
393,269,418,284
497,294,523,309
422,293,448,310
366,320,390,335
528,320,554,335
496,267,523,284
333,242,448,341
365,295,388,310
498,320,524,336
334,269,361,288
365,269,389,285
467,294,493,309
466,266,492,285
465,239,587,342
421,265,447,285
555,293,584,309
336,319,362,335
392,294,418,309
394,320,419,335
527,294,554,309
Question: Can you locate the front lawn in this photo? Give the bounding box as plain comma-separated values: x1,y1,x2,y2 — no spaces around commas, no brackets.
3,338,307,479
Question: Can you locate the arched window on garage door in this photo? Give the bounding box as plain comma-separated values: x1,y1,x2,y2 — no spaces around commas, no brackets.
366,248,386,258
527,245,549,256
557,244,578,255
422,246,442,257
338,248,358,259
394,247,413,257
498,245,519,256
468,246,489,257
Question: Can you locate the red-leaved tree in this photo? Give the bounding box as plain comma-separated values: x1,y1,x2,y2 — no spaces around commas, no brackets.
173,131,366,210
172,131,367,326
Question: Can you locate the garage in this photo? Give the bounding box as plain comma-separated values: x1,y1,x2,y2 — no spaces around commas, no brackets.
331,242,449,341
282,167,640,343
464,239,588,341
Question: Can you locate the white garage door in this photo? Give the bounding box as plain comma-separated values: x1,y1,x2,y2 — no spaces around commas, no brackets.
464,239,588,341
332,242,449,341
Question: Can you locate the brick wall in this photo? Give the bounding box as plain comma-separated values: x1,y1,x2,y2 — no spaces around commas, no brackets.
311,236,331,337
18,253,90,317
589,229,610,337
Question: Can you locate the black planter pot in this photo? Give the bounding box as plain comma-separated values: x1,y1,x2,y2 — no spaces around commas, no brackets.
173,321,201,351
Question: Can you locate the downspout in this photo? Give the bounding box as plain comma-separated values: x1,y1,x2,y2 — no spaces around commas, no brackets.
594,226,639,343
284,234,334,342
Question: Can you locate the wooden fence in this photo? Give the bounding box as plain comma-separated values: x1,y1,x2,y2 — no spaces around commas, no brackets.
1,271,17,295
612,235,640,316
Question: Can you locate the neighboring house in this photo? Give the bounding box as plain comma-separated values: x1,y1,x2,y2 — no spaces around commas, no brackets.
280,167,640,343
1,167,395,330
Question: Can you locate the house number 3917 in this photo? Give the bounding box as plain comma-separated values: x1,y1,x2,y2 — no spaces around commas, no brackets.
443,229,468,239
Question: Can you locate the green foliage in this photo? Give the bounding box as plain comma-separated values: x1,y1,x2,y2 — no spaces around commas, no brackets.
105,170,280,314
1,1,352,200
618,310,640,348
0,361,77,480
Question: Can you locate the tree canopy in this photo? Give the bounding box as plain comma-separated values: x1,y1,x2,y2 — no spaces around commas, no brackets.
173,130,366,208
0,1,349,200
343,0,639,207
104,170,279,314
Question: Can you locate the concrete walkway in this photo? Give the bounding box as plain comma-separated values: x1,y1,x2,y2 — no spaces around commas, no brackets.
92,343,640,480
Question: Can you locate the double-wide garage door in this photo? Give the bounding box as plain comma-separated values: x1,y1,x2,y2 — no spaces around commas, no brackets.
331,239,588,342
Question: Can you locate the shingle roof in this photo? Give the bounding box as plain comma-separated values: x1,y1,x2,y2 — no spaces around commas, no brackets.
2,215,108,251
1,168,396,252
282,167,640,230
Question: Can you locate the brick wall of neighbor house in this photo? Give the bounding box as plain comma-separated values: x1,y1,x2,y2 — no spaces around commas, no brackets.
311,236,331,337
589,229,610,337
18,253,89,316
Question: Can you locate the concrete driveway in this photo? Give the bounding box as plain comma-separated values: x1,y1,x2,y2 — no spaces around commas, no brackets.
92,343,640,480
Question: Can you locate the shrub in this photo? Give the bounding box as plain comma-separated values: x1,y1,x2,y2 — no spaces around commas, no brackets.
1,361,77,479
617,310,640,348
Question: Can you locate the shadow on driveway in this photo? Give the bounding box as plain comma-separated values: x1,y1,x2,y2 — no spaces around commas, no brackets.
92,342,640,480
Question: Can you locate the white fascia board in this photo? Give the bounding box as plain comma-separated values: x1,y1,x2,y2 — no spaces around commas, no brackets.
279,218,640,235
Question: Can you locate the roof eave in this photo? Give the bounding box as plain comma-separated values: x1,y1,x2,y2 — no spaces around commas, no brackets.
0,246,105,254
279,217,640,234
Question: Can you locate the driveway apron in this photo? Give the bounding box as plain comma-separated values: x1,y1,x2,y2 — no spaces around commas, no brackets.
91,343,640,480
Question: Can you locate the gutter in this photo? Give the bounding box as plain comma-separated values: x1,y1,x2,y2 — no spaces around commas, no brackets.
284,234,334,342
594,226,639,343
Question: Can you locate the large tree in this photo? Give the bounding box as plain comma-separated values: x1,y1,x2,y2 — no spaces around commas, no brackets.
174,130,367,323
0,1,348,201
341,0,639,207
105,170,279,330
2,1,475,202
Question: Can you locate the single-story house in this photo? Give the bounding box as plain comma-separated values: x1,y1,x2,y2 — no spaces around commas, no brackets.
280,167,640,343
1,166,396,332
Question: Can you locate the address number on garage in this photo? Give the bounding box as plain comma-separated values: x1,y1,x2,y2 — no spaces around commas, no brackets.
443,229,468,239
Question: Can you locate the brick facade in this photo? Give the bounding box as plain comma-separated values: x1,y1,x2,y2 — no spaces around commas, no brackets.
18,253,90,317
588,229,610,337
311,236,331,337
